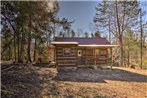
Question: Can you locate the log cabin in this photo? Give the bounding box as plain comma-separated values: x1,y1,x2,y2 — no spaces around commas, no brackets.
51,37,117,68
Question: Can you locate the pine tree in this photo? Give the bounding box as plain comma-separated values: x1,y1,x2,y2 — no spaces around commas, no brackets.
94,1,140,66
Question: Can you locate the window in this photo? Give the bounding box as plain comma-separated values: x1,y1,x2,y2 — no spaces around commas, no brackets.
63,48,71,56
78,50,82,56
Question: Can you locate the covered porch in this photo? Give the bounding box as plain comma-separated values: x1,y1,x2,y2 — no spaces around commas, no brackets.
77,45,115,68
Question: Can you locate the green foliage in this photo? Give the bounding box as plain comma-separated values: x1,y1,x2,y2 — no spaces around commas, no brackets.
94,1,140,35
94,31,101,37
123,29,147,67
94,1,144,67
1,1,62,62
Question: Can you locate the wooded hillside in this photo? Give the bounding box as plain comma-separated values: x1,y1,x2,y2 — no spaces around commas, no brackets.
1,1,147,68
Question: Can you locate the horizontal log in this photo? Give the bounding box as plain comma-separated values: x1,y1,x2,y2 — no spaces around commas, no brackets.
57,51,76,53
57,55,77,57
57,54,63,56
56,49,76,51
56,52,76,54
57,57,77,59
57,60,77,64
98,58,107,61
57,60,77,62
97,62,107,64
56,52,62,54
71,50,77,52
57,64,77,66
56,50,63,52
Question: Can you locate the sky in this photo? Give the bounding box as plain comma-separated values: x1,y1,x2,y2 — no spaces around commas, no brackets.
57,0,147,36
57,1,98,34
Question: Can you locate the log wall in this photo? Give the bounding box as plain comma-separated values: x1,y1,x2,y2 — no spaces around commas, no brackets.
55,45,77,67
55,45,110,67
77,48,108,67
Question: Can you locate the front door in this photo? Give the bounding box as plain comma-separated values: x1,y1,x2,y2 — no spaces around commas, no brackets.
77,50,82,65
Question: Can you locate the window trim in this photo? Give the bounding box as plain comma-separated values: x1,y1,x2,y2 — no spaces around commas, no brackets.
63,48,71,56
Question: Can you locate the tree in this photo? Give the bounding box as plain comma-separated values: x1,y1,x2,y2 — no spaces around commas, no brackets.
71,30,75,37
123,29,139,66
61,18,74,37
84,32,89,38
91,33,94,37
77,29,84,37
94,31,101,38
1,1,61,62
94,1,140,66
58,31,65,37
1,1,18,61
139,8,143,68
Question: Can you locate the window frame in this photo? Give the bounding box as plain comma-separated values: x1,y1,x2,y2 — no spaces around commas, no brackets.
63,48,71,56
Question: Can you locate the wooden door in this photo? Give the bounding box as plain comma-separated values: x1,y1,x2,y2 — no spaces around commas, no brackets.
77,50,82,65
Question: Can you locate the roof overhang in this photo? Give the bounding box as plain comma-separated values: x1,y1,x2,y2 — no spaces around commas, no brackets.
51,41,118,47
51,42,79,45
78,45,119,47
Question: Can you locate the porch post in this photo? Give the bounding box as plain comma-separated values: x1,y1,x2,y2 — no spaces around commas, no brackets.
85,48,87,66
54,46,57,68
94,49,96,65
110,47,113,69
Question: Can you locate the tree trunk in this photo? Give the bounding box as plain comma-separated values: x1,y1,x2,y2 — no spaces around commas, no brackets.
119,37,124,66
27,31,32,62
109,15,111,43
8,45,11,60
17,33,20,62
53,23,55,38
127,37,130,67
33,38,37,62
116,1,124,66
127,50,130,67
27,16,32,62
20,31,24,62
140,8,143,69
14,31,17,61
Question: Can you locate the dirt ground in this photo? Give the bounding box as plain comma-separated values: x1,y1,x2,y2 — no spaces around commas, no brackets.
1,64,147,98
